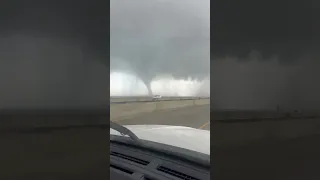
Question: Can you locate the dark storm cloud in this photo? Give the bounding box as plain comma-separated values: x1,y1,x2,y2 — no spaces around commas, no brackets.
0,1,109,108
212,0,320,110
212,0,320,60
110,0,210,95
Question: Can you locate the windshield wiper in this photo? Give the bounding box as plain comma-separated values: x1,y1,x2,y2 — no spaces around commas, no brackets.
110,121,140,141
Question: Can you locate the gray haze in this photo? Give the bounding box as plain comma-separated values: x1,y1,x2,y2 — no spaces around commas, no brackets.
0,35,109,108
212,51,320,110
0,2,109,108
110,0,210,95
212,0,320,110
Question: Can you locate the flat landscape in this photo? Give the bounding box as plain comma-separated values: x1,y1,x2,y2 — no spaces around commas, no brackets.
1,105,320,179
116,104,210,131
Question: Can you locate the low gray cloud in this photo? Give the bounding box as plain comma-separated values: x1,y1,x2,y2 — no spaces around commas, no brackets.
212,52,320,110
212,0,320,110
0,35,109,108
110,0,210,95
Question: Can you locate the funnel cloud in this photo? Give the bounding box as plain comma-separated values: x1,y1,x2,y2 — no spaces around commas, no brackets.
110,0,210,96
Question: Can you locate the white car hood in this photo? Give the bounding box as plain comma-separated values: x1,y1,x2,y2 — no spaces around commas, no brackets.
110,125,210,155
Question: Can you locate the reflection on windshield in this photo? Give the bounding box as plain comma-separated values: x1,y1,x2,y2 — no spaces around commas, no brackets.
110,0,210,154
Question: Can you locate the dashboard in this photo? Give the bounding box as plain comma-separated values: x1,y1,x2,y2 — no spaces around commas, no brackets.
110,140,210,180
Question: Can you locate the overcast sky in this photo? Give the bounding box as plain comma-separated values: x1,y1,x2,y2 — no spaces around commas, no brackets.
1,0,320,109
211,0,320,110
0,0,210,107
110,0,210,88
0,1,109,108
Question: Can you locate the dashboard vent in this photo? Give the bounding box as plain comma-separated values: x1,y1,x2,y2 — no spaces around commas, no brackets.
110,164,133,174
157,166,200,180
111,151,149,165
144,177,155,180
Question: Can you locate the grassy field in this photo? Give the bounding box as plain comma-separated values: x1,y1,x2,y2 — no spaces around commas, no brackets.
110,96,208,103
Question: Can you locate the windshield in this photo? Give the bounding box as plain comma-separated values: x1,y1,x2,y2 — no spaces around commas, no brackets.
110,0,210,154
